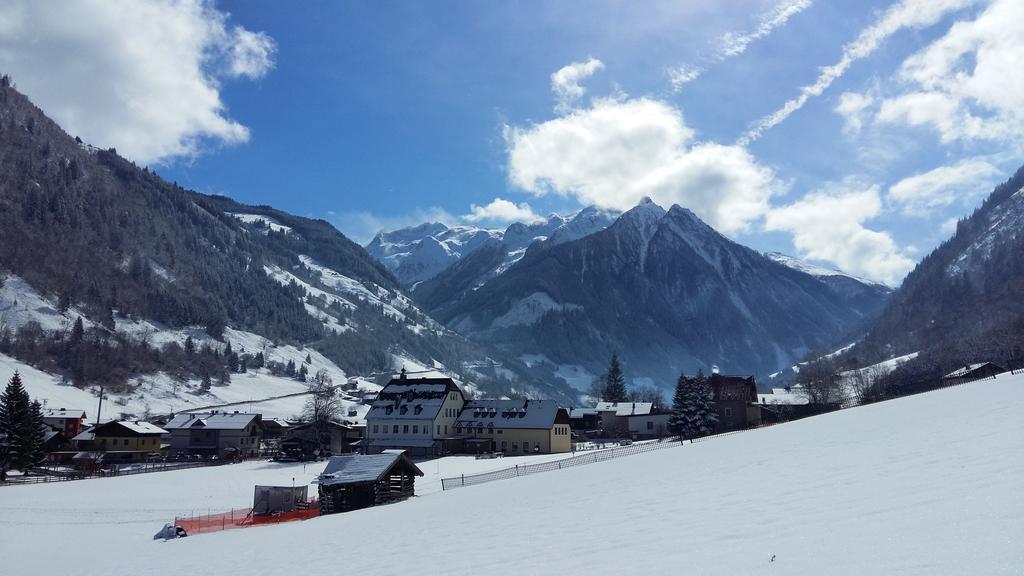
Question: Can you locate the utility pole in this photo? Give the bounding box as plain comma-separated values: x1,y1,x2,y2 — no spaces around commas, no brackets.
95,385,104,425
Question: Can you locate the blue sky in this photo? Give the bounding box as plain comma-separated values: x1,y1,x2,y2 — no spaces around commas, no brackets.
3,0,1021,284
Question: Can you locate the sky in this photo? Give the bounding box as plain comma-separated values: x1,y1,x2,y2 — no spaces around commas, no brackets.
1,0,1022,285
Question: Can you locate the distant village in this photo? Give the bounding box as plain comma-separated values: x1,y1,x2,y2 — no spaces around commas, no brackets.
0,355,1010,523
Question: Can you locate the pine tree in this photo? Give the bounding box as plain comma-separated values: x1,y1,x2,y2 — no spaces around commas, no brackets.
671,370,719,440
286,359,296,377
184,336,195,356
69,316,84,345
603,354,628,403
28,400,47,466
200,372,212,393
227,351,240,373
304,352,312,365
0,372,32,475
668,373,688,437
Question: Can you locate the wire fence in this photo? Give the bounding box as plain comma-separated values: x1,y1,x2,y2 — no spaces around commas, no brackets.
1,458,247,487
174,498,320,535
442,437,691,490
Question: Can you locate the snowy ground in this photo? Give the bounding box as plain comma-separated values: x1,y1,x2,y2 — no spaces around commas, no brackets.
1,373,1021,575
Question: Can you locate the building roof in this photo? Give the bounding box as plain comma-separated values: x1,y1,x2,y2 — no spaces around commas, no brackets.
709,374,758,402
42,408,86,419
455,400,567,430
92,421,167,436
944,362,1004,379
319,453,423,486
595,402,654,416
164,412,261,431
569,407,598,418
367,377,462,422
71,427,95,442
758,388,810,406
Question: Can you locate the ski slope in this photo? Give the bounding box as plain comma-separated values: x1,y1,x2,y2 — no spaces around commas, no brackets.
1,373,1021,575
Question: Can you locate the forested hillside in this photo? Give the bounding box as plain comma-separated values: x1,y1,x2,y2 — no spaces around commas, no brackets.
0,77,573,403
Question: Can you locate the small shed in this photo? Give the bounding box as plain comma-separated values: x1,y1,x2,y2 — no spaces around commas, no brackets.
253,485,309,516
317,452,423,515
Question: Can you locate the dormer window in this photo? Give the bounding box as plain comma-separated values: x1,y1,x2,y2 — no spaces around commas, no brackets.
385,406,393,415
414,405,423,415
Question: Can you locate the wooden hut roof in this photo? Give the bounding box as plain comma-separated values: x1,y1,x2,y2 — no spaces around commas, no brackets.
319,453,423,487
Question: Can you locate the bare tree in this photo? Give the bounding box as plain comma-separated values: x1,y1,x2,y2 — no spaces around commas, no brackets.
797,358,842,409
302,369,339,456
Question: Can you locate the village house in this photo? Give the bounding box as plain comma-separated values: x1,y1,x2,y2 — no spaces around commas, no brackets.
709,373,762,431
79,420,167,463
758,385,815,423
364,371,466,456
454,399,572,454
568,407,601,435
595,402,653,436
163,411,264,458
943,362,1005,385
280,421,353,460
42,408,87,438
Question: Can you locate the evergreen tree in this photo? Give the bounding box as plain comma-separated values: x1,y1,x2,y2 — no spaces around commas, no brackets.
184,336,195,356
0,372,32,476
28,400,46,466
226,351,240,373
286,359,296,377
253,352,265,369
602,354,628,403
669,370,719,440
69,316,84,345
304,352,312,365
668,373,688,437
297,363,308,382
200,372,212,393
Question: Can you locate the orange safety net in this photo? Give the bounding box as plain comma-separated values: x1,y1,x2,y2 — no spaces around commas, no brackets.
175,499,320,535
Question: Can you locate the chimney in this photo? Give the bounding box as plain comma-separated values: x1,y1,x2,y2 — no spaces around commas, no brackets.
712,365,720,375
399,367,407,381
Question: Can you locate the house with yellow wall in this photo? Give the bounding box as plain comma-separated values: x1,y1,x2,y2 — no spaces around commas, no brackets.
454,400,571,455
87,420,167,462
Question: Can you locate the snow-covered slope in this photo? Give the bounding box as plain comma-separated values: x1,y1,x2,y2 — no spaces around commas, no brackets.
3,372,1021,575
765,252,889,288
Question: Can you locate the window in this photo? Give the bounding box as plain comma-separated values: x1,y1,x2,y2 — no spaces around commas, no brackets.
647,421,653,430
444,425,448,435
437,425,441,435
488,428,494,435
424,425,429,435
373,424,379,433
512,442,518,451
497,429,503,434
393,425,399,434
413,425,419,434
456,427,462,434
724,407,733,417
501,441,507,449
124,439,129,446
403,425,409,434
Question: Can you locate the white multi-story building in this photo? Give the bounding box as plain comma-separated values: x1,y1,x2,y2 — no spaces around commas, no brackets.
365,370,466,457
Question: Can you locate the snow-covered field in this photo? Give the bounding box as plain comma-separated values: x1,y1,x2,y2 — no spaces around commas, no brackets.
2,372,1021,574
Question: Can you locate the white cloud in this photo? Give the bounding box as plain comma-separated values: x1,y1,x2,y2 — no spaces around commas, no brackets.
0,0,277,164
835,92,875,133
888,158,1001,215
463,198,542,224
875,0,1024,144
764,184,914,285
669,0,813,91
739,0,982,145
940,217,959,234
550,58,605,114
506,96,778,234
225,27,277,79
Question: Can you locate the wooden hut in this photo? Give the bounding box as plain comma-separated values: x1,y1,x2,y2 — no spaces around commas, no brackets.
317,451,424,515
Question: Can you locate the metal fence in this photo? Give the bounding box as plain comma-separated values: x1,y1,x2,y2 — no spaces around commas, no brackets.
1,459,226,487
441,437,688,490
